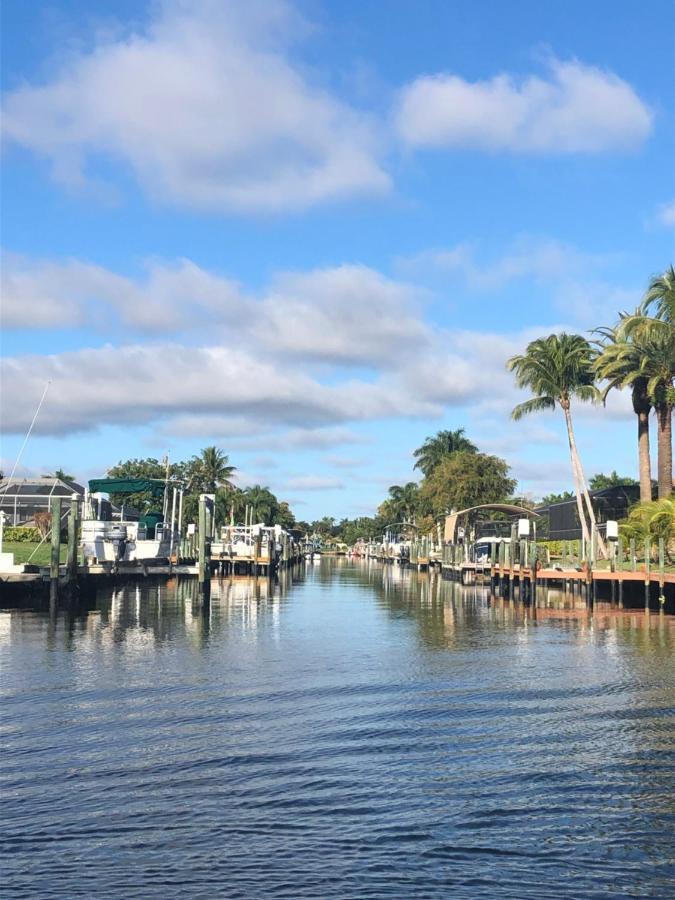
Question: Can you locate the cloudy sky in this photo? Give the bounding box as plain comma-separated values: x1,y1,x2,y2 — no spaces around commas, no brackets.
1,0,673,518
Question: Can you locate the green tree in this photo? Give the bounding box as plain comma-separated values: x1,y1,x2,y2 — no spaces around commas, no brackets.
418,451,516,516
619,268,675,498
595,315,654,503
540,490,575,505
106,457,180,512
44,468,76,482
379,482,420,524
413,428,477,477
589,471,636,490
507,333,600,547
187,446,236,493
239,485,278,525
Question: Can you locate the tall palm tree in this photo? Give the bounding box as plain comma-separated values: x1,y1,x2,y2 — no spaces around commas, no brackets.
190,446,236,493
620,267,675,497
413,428,477,477
594,316,653,503
507,333,601,548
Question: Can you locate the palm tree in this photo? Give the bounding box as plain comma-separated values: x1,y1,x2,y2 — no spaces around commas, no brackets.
507,333,601,549
385,482,420,523
594,316,653,503
242,485,277,524
189,446,236,493
620,267,675,497
413,428,477,477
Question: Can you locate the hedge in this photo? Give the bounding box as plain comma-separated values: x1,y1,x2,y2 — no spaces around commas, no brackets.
3,526,42,542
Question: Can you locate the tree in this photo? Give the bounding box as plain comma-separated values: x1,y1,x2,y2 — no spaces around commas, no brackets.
240,485,278,525
418,451,516,516
619,268,675,498
106,457,180,512
412,428,477,478
187,446,236,494
541,490,575,505
619,495,675,562
507,333,601,548
594,316,654,503
44,468,76,482
379,482,420,524
589,471,635,490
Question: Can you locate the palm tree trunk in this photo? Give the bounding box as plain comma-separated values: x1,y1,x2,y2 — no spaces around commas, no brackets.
637,409,652,502
656,403,673,498
562,405,590,544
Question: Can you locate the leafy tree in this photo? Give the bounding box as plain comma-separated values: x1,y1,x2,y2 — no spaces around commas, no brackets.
418,451,516,516
44,468,76,482
619,495,675,561
413,428,477,477
507,333,601,547
540,490,575,505
589,471,636,490
106,457,181,512
378,482,420,524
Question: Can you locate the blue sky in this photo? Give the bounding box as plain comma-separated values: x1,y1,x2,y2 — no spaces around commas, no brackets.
1,0,674,520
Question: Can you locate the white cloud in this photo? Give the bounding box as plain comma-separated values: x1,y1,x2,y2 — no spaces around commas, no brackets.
2,0,388,213
1,252,246,331
396,58,652,153
2,253,428,367
261,265,430,366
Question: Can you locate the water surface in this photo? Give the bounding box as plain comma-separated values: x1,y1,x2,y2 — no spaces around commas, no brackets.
2,560,674,898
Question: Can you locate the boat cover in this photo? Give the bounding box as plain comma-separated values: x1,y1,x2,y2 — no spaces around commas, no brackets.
88,477,166,497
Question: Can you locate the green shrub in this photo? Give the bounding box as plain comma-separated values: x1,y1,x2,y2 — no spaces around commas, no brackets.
539,539,582,558
3,526,41,542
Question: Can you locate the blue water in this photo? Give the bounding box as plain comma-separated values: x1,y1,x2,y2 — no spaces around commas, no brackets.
2,560,674,898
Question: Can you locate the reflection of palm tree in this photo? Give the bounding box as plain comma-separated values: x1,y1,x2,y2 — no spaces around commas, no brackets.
508,334,600,548
413,429,477,477
595,315,653,502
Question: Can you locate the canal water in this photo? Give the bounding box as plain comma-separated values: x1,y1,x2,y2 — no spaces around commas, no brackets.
2,559,674,899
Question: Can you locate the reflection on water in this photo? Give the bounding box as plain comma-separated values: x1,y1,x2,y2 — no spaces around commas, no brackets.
2,559,674,899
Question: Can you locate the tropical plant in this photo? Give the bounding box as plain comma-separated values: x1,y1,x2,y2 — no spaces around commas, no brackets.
588,471,636,490
507,333,601,549
594,316,654,503
188,446,236,494
379,482,420,524
619,495,675,561
44,468,76,482
617,268,675,498
412,428,477,478
418,451,516,516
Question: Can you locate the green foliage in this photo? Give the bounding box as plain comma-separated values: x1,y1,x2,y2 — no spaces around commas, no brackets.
539,539,582,558
418,451,516,516
589,471,635,490
619,495,675,556
413,428,477,477
540,490,575,505
43,468,75,482
508,333,600,419
187,446,236,493
378,482,420,524
3,526,41,542
106,457,183,512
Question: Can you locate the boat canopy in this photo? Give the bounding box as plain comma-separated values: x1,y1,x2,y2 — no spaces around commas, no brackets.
88,477,166,497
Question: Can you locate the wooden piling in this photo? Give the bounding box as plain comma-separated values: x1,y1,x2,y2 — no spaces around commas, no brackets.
66,494,79,580
50,497,62,597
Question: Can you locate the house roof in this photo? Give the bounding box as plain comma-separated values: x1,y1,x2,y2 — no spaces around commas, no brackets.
0,476,84,497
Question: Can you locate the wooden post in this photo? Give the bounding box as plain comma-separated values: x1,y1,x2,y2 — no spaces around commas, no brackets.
50,497,62,591
198,495,207,590
658,538,665,608
66,493,79,580
644,538,651,609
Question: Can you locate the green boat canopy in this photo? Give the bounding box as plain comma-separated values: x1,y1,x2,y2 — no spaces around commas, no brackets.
88,477,166,497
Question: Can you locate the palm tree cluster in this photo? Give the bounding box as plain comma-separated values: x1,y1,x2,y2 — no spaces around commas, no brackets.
507,265,674,546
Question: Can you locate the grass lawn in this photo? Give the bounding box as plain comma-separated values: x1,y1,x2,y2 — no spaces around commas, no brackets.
2,541,68,567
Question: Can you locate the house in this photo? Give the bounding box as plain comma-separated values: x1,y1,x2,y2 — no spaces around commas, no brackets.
0,477,84,526
543,485,640,541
